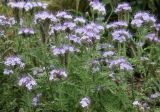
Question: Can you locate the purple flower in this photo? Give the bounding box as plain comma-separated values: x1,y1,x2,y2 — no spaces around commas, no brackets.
77,22,104,45
102,51,115,57
106,21,128,30
0,15,16,27
74,17,86,24
115,2,132,13
51,45,80,56
131,12,156,28
4,56,25,68
68,35,81,44
33,2,48,9
109,57,133,71
18,75,37,91
8,2,24,9
145,33,160,43
75,27,85,34
134,12,155,22
3,69,14,75
120,63,133,71
81,35,93,45
0,15,6,20
63,22,76,30
131,19,143,28
9,17,16,25
75,22,104,36
85,22,104,34
56,11,72,20
49,24,65,35
111,29,132,43
49,69,67,81
18,27,35,36
49,21,76,34
32,67,45,76
89,1,106,15
34,11,57,23
32,93,42,106
91,60,101,73
80,97,90,108
8,1,48,11
85,31,100,40
81,34,100,45
153,23,160,31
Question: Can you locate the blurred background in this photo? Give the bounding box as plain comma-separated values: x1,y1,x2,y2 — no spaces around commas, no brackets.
1,0,160,19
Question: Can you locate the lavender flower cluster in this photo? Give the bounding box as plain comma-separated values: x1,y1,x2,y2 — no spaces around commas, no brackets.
111,29,132,43
80,97,91,108
89,0,106,15
109,57,133,71
115,2,132,13
32,93,42,106
105,3,133,43
34,11,57,23
8,1,48,11
106,21,128,30
4,56,25,68
0,15,16,27
3,56,25,75
48,11,104,47
52,45,80,56
131,12,156,28
18,75,37,90
18,27,35,36
145,33,160,43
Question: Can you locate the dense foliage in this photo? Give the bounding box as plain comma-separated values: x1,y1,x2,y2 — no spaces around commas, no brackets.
0,0,160,112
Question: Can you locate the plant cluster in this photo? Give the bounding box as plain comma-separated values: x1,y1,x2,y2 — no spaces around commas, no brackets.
0,0,160,112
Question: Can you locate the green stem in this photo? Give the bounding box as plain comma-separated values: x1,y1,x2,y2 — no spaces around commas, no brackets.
123,43,126,56
26,90,32,112
106,2,113,24
131,73,135,101
76,0,80,15
45,66,54,100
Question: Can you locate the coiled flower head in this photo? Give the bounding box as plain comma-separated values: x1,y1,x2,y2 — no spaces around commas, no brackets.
49,69,67,81
4,56,25,68
18,27,35,36
131,12,156,28
111,29,132,43
34,11,57,24
56,11,72,20
145,33,160,43
109,57,133,71
51,45,80,56
115,2,132,13
89,0,106,15
18,75,37,91
106,21,128,30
